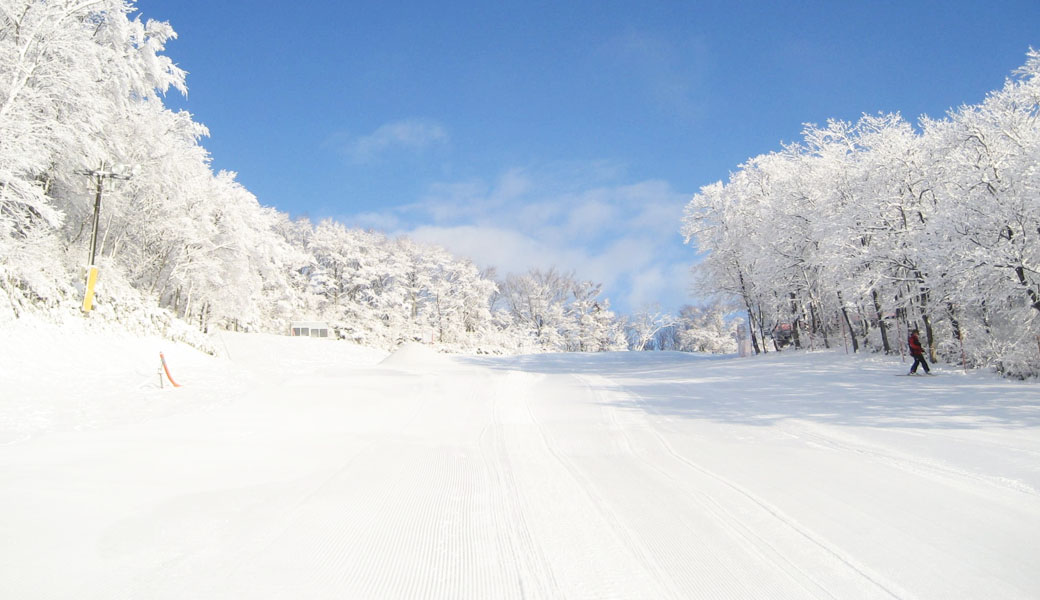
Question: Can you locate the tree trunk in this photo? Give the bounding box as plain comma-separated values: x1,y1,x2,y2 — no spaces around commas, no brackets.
737,269,761,354
1015,265,1040,312
922,312,937,363
809,301,830,349
755,304,768,354
948,303,969,370
746,306,761,355
199,302,208,332
857,305,870,339
872,289,892,354
789,292,802,349
183,285,193,322
837,292,858,352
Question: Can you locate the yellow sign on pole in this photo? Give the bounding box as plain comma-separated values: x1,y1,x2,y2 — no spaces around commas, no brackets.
82,266,99,312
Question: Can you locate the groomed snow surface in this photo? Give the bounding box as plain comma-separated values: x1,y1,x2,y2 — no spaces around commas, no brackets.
2,319,1039,599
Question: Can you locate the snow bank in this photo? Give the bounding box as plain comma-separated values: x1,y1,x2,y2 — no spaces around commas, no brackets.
215,331,388,377
379,341,455,371
0,315,238,444
3,328,1040,599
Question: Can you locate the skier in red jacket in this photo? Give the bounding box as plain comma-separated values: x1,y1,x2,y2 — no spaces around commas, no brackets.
908,328,931,374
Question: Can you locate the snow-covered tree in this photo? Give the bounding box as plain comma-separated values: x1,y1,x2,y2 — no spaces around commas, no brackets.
626,306,677,351
674,303,738,354
682,49,1040,375
1,0,184,309
0,1,626,357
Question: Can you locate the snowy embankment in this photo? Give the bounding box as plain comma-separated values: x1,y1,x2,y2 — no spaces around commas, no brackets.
1,319,1039,599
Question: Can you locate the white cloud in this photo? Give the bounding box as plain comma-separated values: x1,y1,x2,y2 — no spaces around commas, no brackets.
405,221,693,314
346,118,449,163
349,210,403,231
410,166,685,238
408,225,571,276
623,261,694,313
564,198,619,237
626,266,667,310
381,163,697,313
491,168,533,203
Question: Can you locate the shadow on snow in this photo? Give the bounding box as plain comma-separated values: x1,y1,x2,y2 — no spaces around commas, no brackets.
460,350,1040,430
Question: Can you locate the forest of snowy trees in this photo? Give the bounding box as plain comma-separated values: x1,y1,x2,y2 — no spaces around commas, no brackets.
0,1,737,354
683,49,1040,376
4,1,1036,371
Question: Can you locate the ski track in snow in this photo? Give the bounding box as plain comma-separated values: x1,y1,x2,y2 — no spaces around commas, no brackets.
774,420,1040,498
2,332,1040,599
479,376,562,599
519,374,682,600
578,373,907,600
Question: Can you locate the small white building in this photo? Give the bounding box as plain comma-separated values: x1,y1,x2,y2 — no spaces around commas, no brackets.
289,321,330,338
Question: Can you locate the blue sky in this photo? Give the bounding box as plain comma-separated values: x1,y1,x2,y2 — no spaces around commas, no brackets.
135,0,1039,314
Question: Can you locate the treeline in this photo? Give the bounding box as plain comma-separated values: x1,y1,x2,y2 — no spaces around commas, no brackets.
682,50,1040,376
294,221,630,352
0,1,628,352
0,2,735,354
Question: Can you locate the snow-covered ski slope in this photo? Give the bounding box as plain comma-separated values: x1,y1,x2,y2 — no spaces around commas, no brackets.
2,322,1039,599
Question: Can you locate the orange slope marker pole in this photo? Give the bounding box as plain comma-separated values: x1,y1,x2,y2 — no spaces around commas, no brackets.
159,352,182,388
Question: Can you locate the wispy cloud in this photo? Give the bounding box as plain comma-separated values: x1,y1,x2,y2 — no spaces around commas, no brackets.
604,31,711,122
344,118,449,163
369,162,695,313
408,225,577,278
406,163,679,236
